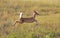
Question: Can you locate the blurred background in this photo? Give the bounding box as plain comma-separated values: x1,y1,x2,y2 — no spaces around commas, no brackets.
0,0,60,38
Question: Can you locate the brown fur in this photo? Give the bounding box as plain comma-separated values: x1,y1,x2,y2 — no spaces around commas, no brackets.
14,10,39,25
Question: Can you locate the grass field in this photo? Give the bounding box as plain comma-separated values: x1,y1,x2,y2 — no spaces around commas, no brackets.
0,0,60,38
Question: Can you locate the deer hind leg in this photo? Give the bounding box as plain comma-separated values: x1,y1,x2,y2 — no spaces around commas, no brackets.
13,20,23,26
12,21,20,26
19,20,24,24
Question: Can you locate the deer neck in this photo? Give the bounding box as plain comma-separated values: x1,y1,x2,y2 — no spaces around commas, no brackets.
33,13,36,18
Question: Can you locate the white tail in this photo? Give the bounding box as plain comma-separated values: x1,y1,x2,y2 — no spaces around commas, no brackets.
19,12,22,19
13,10,39,25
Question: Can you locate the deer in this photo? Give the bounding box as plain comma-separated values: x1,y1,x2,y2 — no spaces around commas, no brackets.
13,10,39,26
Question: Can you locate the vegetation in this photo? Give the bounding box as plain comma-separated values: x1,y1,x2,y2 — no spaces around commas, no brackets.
0,0,60,38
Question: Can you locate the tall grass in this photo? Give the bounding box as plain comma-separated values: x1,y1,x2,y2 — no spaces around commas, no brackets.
0,0,60,38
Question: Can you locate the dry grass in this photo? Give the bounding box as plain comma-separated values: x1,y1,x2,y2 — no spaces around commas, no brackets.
0,0,60,38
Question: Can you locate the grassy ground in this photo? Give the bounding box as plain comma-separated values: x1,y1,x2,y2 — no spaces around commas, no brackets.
0,0,60,38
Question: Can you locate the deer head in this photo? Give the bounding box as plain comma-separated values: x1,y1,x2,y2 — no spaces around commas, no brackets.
34,10,39,15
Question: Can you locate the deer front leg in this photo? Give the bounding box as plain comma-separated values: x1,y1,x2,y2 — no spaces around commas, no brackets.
34,20,39,25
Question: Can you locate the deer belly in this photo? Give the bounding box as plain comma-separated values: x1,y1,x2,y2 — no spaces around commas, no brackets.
22,19,34,23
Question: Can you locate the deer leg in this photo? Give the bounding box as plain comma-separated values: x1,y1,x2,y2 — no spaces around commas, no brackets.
12,21,19,26
34,20,37,24
34,20,39,25
13,20,23,26
12,21,20,32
